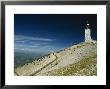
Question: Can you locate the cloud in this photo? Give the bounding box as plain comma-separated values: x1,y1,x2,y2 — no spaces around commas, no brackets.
15,40,25,43
14,35,57,53
15,35,55,42
14,44,56,53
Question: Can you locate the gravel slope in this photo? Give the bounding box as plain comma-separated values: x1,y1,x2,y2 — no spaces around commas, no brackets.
15,41,97,76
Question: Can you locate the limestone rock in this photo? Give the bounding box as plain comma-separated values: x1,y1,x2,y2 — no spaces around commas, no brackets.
15,41,97,76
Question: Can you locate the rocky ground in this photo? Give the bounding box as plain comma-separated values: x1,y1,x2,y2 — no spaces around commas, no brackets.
14,41,97,76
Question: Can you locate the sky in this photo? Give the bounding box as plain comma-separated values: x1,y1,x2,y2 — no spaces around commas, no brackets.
14,14,97,54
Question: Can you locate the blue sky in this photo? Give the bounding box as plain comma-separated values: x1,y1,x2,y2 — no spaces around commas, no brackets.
14,14,97,53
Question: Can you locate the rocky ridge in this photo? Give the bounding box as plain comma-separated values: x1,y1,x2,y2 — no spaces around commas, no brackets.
15,41,97,76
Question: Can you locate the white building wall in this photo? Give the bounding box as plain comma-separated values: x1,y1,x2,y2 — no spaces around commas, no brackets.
85,28,92,42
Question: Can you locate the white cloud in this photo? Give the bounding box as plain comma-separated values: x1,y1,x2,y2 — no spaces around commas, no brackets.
14,35,57,53
15,40,25,43
15,35,55,42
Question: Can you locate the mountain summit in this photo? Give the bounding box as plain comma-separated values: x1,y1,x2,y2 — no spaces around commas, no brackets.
14,22,97,76
15,41,97,76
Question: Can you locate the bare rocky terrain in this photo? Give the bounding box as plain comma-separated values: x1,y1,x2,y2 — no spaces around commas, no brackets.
14,41,97,76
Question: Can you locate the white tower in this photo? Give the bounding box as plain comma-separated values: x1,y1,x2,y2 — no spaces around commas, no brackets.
85,22,92,42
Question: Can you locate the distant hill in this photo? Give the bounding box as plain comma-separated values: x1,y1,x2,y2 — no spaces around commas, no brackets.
14,51,46,68
14,41,97,76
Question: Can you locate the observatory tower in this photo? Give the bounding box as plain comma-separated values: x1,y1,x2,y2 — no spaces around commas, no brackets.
85,22,92,42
